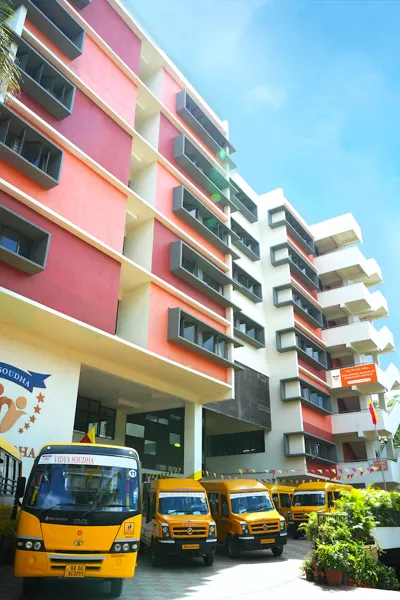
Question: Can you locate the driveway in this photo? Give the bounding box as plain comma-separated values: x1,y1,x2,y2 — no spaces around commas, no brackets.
1,539,398,599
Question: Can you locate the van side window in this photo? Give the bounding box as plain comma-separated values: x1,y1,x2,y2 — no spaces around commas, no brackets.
328,492,334,508
208,492,219,516
280,493,291,508
334,491,341,501
221,494,229,518
272,493,279,508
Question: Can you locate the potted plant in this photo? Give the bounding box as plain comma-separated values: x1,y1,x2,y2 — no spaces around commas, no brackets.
375,563,400,591
352,550,378,588
314,542,351,586
300,553,314,581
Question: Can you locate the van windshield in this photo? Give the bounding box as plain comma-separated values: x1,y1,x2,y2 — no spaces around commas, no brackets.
293,491,325,507
230,491,274,515
158,491,209,515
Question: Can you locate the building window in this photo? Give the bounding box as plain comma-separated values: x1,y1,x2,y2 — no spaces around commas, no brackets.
231,219,260,259
144,440,157,456
169,433,181,447
74,397,116,439
295,333,327,367
232,265,262,302
234,313,265,348
305,438,331,460
206,430,265,457
169,307,238,368
126,423,144,438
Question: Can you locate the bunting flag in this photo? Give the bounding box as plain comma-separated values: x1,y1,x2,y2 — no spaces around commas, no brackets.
80,425,96,444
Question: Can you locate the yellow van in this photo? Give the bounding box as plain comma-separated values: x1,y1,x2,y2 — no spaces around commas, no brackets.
264,484,295,524
202,479,287,558
141,478,216,567
288,481,352,538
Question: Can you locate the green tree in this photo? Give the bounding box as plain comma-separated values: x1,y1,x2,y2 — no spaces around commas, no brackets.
0,2,20,100
388,394,400,447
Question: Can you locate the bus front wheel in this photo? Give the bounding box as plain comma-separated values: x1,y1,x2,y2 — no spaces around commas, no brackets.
272,547,283,557
110,578,124,598
226,536,240,559
22,578,42,597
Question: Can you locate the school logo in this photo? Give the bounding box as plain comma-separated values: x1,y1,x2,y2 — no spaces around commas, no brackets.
0,362,50,435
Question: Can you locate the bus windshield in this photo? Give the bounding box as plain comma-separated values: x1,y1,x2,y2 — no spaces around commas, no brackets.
293,491,325,507
158,492,209,515
230,491,274,515
25,453,139,515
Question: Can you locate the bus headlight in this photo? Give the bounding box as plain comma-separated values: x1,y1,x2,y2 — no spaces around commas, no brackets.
240,521,249,534
114,543,122,552
16,538,46,552
122,543,130,552
209,522,216,537
280,519,286,531
161,523,171,538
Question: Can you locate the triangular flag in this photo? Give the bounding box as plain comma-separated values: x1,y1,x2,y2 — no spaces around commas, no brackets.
331,469,336,474
277,470,282,474
291,469,296,473
251,469,256,474
317,469,323,474
265,469,269,473
80,425,96,444
238,469,243,475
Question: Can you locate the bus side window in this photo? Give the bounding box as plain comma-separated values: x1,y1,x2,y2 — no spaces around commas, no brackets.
334,491,341,501
328,492,334,508
280,493,291,508
272,493,279,508
208,492,219,517
221,495,229,518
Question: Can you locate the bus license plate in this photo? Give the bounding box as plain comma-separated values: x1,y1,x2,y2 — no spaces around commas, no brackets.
182,544,200,550
65,564,86,578
261,539,274,544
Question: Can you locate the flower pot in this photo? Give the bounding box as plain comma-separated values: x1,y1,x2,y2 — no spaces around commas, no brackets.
315,571,325,584
325,570,343,586
306,570,314,582
342,573,348,586
346,576,354,587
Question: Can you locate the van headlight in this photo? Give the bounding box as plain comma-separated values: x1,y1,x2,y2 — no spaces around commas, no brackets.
161,523,171,538
280,518,286,531
209,522,216,537
240,521,249,534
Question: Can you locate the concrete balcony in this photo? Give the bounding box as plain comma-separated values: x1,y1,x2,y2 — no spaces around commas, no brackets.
337,459,400,486
332,403,400,438
318,282,388,321
309,213,362,254
322,321,394,357
327,363,399,395
314,246,382,287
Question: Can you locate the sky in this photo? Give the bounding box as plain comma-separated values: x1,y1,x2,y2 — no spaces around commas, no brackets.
123,0,400,369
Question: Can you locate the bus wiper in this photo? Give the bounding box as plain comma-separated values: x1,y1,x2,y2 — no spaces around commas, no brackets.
41,503,76,515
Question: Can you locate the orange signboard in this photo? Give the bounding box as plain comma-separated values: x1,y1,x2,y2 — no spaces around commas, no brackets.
330,364,378,388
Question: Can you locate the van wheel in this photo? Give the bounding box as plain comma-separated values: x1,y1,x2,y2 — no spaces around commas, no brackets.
203,553,214,566
110,579,123,598
272,547,283,557
22,578,42,597
151,541,161,567
226,535,240,559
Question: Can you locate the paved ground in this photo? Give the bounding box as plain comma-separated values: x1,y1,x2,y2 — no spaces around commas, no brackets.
1,540,399,599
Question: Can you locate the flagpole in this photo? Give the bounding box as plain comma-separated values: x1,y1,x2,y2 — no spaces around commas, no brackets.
375,423,387,492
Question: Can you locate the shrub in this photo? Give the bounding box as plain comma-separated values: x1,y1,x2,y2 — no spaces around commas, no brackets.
375,564,400,591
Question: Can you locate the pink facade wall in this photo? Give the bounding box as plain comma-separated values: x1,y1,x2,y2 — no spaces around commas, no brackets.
20,89,132,184
80,0,142,74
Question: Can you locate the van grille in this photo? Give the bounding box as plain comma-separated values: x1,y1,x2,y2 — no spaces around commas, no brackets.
249,520,279,535
172,526,207,538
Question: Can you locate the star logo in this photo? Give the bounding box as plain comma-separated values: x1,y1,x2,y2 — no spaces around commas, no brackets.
30,416,36,423
34,405,41,414
19,428,23,434
24,423,30,430
37,393,45,403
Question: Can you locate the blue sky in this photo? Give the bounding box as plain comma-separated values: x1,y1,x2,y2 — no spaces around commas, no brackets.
123,0,400,368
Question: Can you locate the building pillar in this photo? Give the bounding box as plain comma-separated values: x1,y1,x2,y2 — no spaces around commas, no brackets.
184,403,202,480
385,438,396,460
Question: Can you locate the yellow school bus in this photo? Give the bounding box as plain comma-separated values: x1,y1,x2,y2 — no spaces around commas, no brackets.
0,435,22,563
264,484,295,524
141,478,217,566
202,479,287,558
14,442,141,598
288,481,352,538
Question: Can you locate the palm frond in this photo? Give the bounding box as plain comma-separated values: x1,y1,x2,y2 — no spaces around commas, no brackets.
0,1,21,101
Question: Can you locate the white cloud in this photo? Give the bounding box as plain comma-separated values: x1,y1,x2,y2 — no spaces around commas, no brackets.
246,84,286,108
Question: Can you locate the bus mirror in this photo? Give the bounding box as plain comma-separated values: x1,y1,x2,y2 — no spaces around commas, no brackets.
15,476,26,499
